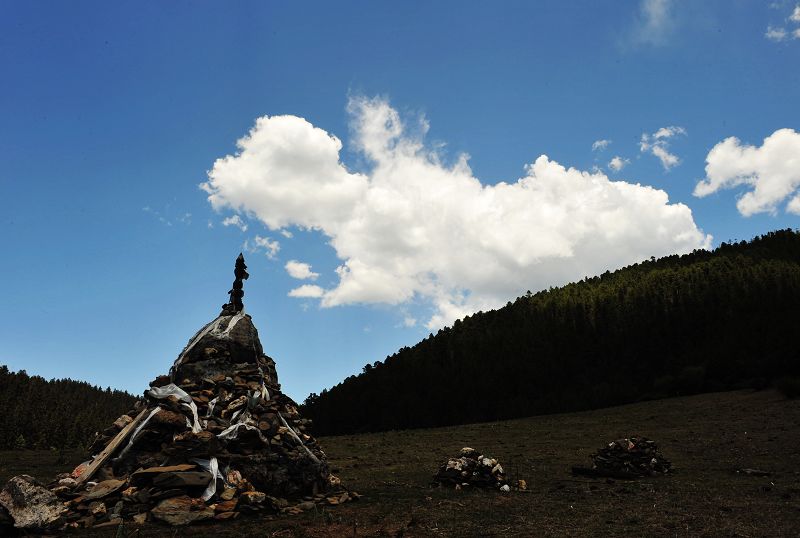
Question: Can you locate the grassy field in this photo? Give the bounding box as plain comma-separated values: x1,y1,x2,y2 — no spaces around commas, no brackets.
2,389,799,536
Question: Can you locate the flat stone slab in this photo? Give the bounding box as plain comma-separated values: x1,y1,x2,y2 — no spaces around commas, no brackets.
151,495,214,526
152,471,212,489
131,464,197,485
83,479,127,500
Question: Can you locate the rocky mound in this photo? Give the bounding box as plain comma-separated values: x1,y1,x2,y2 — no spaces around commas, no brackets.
0,254,355,532
573,437,672,479
433,447,513,491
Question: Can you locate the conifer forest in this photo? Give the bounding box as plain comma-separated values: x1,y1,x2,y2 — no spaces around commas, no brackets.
303,229,800,435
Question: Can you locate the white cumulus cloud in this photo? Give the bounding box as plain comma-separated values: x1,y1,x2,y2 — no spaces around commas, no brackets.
640,126,686,170
608,156,630,172
202,114,368,230
285,260,319,280
203,96,711,329
222,215,248,231
693,128,800,216
792,4,800,22
288,284,325,298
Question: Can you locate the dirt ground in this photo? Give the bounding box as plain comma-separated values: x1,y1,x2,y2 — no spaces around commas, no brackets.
2,389,799,536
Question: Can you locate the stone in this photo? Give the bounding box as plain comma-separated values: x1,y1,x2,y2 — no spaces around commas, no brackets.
297,501,315,511
150,495,214,526
130,464,197,485
152,471,212,489
239,490,266,505
152,409,189,428
214,499,237,513
214,511,239,520
83,479,126,500
132,512,147,524
89,501,107,516
93,517,123,528
121,486,138,502
113,414,134,430
58,477,78,488
111,500,124,517
50,485,72,496
271,496,289,508
0,475,66,530
149,489,185,502
219,486,236,501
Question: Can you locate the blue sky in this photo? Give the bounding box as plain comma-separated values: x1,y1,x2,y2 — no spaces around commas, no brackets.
1,1,799,402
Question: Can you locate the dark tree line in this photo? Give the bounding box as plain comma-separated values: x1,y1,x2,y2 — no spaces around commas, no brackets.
0,366,136,450
303,229,800,435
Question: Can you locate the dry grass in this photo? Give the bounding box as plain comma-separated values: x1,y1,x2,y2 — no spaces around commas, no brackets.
3,389,799,536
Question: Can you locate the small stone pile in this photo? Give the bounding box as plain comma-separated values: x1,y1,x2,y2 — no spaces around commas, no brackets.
433,447,510,491
586,437,671,478
0,255,356,532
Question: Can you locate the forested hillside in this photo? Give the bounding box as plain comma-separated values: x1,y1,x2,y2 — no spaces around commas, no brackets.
0,366,136,450
303,229,800,435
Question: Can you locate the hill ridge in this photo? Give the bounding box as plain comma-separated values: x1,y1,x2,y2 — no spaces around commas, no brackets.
303,228,800,435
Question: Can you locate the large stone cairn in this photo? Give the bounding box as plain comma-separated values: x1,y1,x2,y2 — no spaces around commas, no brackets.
0,255,354,531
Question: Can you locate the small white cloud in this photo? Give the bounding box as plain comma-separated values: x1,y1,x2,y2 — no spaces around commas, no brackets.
280,229,293,238
794,27,800,39
244,235,280,259
222,215,248,232
787,194,800,215
285,260,319,280
766,26,789,41
653,126,686,139
640,126,686,170
632,0,675,46
791,4,800,22
650,145,680,169
288,284,325,298
608,156,630,172
694,128,800,216
402,316,417,328
592,139,612,151
207,220,214,229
